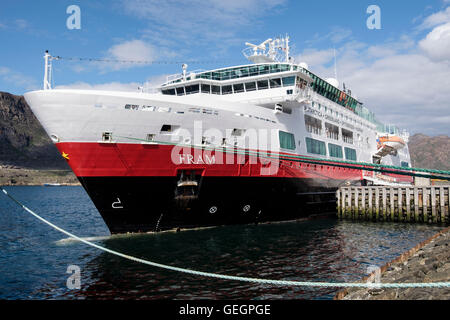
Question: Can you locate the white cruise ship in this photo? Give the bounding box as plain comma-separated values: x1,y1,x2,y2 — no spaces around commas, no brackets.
24,36,412,233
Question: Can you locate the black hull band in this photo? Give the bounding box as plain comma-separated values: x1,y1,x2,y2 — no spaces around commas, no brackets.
79,176,347,234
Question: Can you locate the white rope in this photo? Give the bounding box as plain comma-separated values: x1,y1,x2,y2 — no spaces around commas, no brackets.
2,187,449,289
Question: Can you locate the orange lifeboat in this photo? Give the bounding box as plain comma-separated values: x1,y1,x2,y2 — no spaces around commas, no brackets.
377,135,406,150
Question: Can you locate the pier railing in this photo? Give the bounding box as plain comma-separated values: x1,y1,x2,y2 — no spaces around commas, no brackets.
337,186,450,224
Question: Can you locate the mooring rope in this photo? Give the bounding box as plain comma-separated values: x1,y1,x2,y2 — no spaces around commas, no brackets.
2,187,449,289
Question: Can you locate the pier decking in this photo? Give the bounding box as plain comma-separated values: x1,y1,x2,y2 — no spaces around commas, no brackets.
336,186,450,224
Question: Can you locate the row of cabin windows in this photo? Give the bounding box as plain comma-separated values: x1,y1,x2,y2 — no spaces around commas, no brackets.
305,137,357,160
161,76,296,96
305,115,354,144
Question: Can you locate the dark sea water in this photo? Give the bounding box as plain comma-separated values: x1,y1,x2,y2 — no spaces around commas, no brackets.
0,186,444,300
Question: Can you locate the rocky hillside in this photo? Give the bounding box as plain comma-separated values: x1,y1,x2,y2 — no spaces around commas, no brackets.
408,134,450,171
0,91,68,169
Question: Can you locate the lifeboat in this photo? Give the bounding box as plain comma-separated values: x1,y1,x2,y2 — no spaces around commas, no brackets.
377,134,406,151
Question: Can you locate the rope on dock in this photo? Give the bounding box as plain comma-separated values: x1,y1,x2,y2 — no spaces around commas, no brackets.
116,136,450,180
2,186,450,289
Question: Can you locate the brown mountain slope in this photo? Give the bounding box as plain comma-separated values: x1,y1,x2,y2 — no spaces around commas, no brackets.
408,134,450,171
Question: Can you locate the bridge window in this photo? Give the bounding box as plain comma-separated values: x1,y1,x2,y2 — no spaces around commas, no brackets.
270,78,281,88
279,131,296,150
201,84,211,94
257,80,269,90
344,147,357,161
176,87,185,96
211,85,220,95
328,143,343,158
233,83,244,93
282,76,295,86
401,161,409,168
245,81,256,91
162,88,175,95
305,137,326,155
185,84,199,95
222,85,233,95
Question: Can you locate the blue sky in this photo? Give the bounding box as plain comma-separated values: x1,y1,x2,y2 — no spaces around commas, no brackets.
1,0,450,135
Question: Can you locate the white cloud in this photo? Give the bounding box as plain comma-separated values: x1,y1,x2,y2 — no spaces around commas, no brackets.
119,0,287,49
418,6,450,30
295,48,335,67
107,39,157,62
419,22,450,61
298,8,450,135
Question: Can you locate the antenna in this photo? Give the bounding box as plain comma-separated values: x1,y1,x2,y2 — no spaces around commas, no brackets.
43,50,52,90
333,48,338,82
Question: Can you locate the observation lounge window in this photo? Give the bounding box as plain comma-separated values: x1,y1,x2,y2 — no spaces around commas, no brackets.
185,84,199,95
257,80,269,90
233,83,244,93
270,78,281,88
282,76,295,87
176,87,185,96
211,85,221,95
245,82,256,92
222,85,233,95
162,88,175,95
201,84,211,94
258,65,270,74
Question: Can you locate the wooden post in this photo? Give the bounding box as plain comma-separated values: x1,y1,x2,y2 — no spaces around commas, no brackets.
440,187,446,223
423,187,428,223
414,187,420,222
361,187,367,220
390,188,395,221
431,187,437,223
347,187,352,219
406,188,411,222
354,187,359,219
342,187,347,219
375,187,380,221
368,187,373,220
398,188,403,222
336,189,341,218
382,188,387,221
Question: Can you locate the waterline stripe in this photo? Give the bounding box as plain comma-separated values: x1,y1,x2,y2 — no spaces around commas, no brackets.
2,187,449,289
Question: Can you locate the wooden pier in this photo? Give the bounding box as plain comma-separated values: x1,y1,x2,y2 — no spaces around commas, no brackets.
336,186,450,224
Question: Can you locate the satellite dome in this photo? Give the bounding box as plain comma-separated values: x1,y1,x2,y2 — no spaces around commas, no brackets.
326,78,339,88
299,62,309,70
